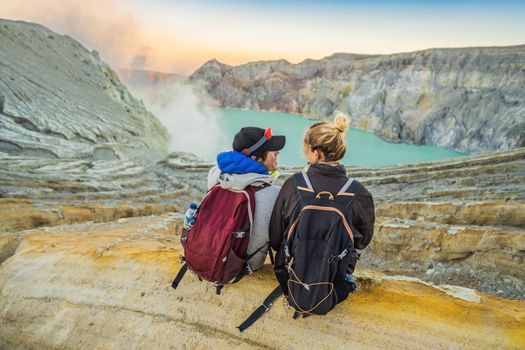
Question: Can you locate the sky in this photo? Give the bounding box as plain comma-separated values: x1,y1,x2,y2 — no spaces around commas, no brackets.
1,0,524,74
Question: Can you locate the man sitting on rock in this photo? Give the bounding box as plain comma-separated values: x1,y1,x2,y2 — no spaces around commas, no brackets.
207,127,286,271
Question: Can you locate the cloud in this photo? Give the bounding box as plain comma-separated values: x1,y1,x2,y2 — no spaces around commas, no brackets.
131,46,155,70
0,0,152,70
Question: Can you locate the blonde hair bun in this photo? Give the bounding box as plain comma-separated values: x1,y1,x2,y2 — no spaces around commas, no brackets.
333,112,351,133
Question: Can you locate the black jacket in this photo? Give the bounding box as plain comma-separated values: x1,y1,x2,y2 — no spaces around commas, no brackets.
269,163,375,273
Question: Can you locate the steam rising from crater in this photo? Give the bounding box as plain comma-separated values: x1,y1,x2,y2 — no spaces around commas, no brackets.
129,80,225,161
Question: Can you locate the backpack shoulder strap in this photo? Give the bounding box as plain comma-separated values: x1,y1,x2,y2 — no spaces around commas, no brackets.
227,188,256,234
171,262,188,289
237,285,283,332
292,171,315,202
335,178,361,207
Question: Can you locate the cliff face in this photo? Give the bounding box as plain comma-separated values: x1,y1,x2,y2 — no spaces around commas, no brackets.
0,20,170,162
190,47,525,153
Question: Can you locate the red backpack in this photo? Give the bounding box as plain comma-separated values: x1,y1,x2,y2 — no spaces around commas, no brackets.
171,184,267,294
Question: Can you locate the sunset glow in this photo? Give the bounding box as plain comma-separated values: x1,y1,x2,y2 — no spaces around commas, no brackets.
1,0,524,74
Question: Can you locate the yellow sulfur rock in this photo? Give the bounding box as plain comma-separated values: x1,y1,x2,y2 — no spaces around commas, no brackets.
0,215,523,349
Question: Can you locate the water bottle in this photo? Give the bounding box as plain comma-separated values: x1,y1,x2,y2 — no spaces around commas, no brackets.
183,203,198,230
344,274,355,283
344,273,357,293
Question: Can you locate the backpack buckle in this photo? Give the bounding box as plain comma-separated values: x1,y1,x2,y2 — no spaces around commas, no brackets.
232,231,246,239
213,282,224,295
179,255,185,265
262,301,272,311
284,245,290,259
328,249,348,264
337,249,348,260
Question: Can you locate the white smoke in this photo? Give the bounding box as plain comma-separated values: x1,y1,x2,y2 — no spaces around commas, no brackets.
130,80,226,161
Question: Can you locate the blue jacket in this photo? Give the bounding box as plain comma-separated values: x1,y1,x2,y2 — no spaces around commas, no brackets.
217,151,268,175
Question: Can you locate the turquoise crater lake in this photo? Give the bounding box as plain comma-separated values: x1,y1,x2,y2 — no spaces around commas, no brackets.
206,109,467,167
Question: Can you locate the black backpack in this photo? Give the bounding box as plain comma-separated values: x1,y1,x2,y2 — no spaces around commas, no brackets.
238,171,359,331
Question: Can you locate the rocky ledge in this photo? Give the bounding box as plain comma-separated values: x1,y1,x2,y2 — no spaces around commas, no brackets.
0,152,211,234
1,215,523,349
1,148,524,300
190,46,525,153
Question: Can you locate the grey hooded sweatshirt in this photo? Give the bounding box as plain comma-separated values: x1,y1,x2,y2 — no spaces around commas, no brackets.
207,166,280,270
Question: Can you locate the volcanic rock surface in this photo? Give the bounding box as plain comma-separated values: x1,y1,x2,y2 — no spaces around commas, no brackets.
2,148,524,299
0,152,211,234
0,19,169,162
190,47,525,153
1,215,523,349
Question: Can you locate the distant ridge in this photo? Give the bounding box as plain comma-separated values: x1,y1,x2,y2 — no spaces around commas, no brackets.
116,68,185,88
190,45,525,153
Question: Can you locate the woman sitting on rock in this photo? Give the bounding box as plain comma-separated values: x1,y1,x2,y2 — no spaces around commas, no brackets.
269,112,375,313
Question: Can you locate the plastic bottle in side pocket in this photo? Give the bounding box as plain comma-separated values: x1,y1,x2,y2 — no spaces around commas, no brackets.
344,273,357,292
183,203,198,230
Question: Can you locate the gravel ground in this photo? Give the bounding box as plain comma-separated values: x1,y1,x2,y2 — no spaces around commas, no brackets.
358,251,524,300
